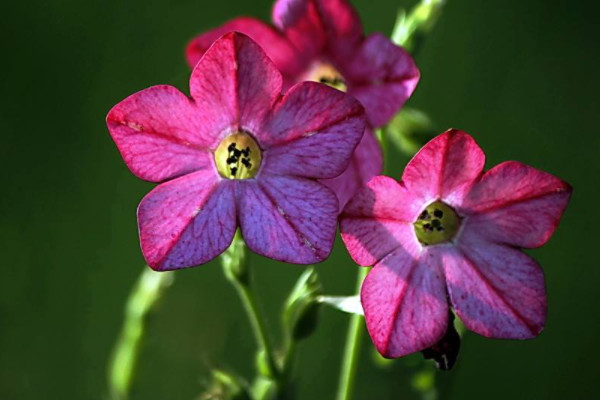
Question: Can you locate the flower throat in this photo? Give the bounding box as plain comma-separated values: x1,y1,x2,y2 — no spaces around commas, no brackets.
413,201,460,246
214,132,262,179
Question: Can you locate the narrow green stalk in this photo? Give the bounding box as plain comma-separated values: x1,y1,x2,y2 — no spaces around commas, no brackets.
230,277,279,377
108,268,174,400
335,267,369,400
221,231,280,391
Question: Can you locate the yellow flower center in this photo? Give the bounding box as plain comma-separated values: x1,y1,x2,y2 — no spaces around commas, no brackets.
413,201,460,246
304,62,347,92
214,132,262,179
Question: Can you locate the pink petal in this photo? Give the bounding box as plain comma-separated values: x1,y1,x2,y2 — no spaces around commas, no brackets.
462,161,572,248
106,85,213,182
138,172,236,270
189,32,283,136
320,127,382,211
362,245,448,358
402,129,485,207
185,17,302,78
340,176,422,266
272,0,362,60
344,34,420,127
237,175,338,264
443,232,546,339
260,81,365,178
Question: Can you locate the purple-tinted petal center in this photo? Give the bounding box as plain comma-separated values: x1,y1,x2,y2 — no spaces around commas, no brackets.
414,201,461,246
214,132,262,179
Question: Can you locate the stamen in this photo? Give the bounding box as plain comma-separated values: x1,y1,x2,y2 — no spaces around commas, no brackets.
215,132,262,180
413,201,460,245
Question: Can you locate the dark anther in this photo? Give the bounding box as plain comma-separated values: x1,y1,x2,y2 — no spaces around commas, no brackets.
419,210,431,220
233,149,241,157
434,209,444,218
431,220,441,228
319,77,329,83
241,158,252,168
226,156,237,164
241,147,250,157
230,167,238,176
436,226,444,232
423,223,432,232
228,143,237,151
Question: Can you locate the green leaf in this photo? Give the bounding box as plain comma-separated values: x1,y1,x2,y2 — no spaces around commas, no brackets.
385,108,436,156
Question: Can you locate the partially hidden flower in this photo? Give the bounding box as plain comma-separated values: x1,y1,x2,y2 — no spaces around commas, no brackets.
340,129,572,357
106,33,365,270
186,0,420,209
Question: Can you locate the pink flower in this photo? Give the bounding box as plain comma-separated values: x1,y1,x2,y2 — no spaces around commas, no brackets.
185,0,420,209
106,33,365,271
340,130,572,358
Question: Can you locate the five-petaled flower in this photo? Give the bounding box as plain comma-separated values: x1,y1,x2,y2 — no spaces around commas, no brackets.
340,129,572,358
106,33,365,270
186,0,420,209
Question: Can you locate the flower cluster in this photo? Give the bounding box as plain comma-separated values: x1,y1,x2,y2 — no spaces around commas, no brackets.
107,0,571,362
187,0,420,209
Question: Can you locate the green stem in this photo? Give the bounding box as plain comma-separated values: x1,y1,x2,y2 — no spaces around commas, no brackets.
221,231,280,388
335,267,369,400
230,277,279,377
108,268,174,400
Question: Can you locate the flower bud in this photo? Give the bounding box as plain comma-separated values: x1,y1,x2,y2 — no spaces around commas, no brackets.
282,267,322,342
392,0,446,53
421,311,461,370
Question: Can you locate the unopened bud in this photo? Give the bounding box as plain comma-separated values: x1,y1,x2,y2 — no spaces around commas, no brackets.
282,267,322,342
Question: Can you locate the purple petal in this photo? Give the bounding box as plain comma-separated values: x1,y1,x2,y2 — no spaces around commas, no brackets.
138,172,236,270
320,127,383,211
344,33,420,127
443,231,546,339
462,161,572,248
189,32,283,136
106,85,213,182
273,0,363,59
272,0,325,60
260,81,365,178
185,17,302,78
340,176,422,266
362,245,448,358
237,175,338,263
402,129,485,207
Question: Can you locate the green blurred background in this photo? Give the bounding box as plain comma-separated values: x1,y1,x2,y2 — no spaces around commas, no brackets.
1,0,598,398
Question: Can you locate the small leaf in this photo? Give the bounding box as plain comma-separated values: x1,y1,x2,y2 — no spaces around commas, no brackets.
385,108,436,156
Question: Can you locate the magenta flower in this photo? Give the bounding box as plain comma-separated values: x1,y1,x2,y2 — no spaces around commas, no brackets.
185,0,420,209
340,130,572,358
106,33,365,270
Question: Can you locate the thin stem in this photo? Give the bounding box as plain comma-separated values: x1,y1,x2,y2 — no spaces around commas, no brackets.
230,277,279,377
335,267,369,400
221,231,280,383
108,268,174,400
